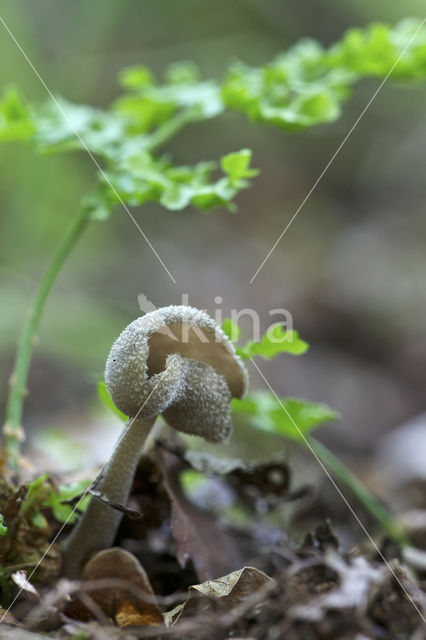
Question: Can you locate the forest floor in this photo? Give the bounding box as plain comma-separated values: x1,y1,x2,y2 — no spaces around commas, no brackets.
0,436,426,640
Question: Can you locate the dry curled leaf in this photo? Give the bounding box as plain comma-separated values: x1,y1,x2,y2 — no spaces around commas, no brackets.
165,566,275,626
66,548,163,628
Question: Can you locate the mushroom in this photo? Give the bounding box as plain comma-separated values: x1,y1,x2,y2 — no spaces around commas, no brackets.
62,305,248,578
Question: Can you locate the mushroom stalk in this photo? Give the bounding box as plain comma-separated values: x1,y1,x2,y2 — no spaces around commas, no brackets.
62,415,155,578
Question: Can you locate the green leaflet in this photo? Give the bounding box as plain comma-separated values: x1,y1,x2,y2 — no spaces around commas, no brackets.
105,148,257,212
221,40,351,131
21,473,91,526
97,381,127,422
45,481,91,524
222,318,241,342
222,318,308,359
220,149,259,184
0,88,34,141
232,392,339,441
237,326,309,359
116,60,223,133
0,514,7,537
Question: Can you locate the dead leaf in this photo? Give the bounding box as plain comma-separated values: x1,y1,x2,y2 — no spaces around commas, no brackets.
11,571,40,599
66,548,163,628
164,566,275,626
288,552,384,622
170,440,300,508
160,441,309,532
368,559,426,637
298,520,339,556
0,608,19,625
157,446,245,582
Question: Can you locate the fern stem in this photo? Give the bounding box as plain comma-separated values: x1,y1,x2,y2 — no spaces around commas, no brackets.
2,205,90,475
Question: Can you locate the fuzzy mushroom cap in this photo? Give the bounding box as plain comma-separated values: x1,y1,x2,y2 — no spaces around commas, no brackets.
105,306,248,443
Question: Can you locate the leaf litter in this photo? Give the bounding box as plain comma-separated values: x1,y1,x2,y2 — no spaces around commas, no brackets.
0,438,426,639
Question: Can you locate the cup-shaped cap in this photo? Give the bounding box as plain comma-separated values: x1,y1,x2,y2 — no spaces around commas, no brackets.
105,306,248,442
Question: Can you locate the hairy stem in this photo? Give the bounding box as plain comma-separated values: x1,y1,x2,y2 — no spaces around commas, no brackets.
2,205,90,475
62,415,155,578
308,436,410,547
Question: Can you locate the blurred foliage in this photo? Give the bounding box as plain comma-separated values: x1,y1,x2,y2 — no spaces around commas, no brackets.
21,473,90,526
0,515,7,537
328,19,426,77
223,19,426,128
232,392,339,441
1,19,425,220
0,80,259,219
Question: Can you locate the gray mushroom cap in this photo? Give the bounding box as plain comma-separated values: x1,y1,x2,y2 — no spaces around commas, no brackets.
105,305,248,443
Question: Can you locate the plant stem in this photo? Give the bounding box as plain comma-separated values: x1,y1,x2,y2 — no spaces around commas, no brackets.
2,205,90,475
307,435,410,547
147,110,193,152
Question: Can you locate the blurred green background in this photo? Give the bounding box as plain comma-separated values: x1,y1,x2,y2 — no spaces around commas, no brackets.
1,0,426,469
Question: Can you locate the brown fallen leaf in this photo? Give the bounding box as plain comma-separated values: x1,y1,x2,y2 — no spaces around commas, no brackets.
65,548,163,628
164,566,275,627
156,446,245,582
